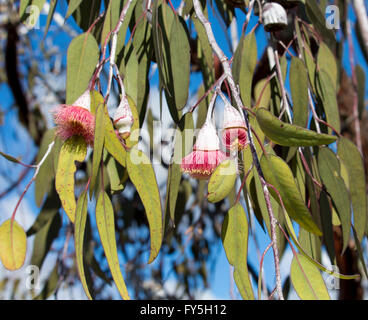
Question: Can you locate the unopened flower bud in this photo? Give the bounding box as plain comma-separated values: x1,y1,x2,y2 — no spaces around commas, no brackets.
262,2,288,32
222,103,248,151
113,96,134,139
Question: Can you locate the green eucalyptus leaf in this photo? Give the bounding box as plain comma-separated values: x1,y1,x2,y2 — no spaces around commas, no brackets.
96,191,130,300
90,103,105,198
208,159,237,203
337,137,367,242
316,70,340,134
260,154,322,236
74,190,93,300
126,147,163,263
318,147,351,252
222,203,254,300
66,33,99,105
55,136,87,223
290,253,330,300
256,108,337,146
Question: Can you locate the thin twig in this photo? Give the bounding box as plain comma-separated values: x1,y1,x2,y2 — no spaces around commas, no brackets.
10,141,55,225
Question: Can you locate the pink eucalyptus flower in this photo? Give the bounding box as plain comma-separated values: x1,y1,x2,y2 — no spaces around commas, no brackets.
222,103,248,151
53,90,95,145
181,121,226,179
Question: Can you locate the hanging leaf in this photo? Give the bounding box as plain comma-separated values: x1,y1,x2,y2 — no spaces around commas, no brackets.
66,0,101,32
256,108,337,146
66,33,99,105
233,32,257,108
222,203,254,300
260,154,322,236
317,43,338,91
0,219,27,270
319,191,335,263
338,137,367,242
55,136,87,223
44,0,58,37
290,57,309,128
290,253,330,300
89,103,105,198
317,147,351,252
65,0,84,19
316,70,340,134
126,147,163,263
254,78,271,109
0,151,26,165
74,190,93,300
96,191,130,300
207,159,237,203
100,0,123,47
30,212,61,270
168,15,190,111
305,2,336,51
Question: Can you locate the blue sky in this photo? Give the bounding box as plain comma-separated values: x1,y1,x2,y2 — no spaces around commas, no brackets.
0,0,367,300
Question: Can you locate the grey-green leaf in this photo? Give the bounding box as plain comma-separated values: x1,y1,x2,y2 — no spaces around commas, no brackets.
318,147,351,252
260,154,322,236
256,108,337,146
66,33,99,105
222,203,254,300
290,253,330,300
337,137,367,242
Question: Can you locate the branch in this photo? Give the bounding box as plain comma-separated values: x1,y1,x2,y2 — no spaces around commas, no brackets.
104,0,133,103
10,141,55,223
346,19,363,154
352,0,368,58
192,0,284,300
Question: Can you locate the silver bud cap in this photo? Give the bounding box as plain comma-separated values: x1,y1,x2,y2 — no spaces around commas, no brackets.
262,2,288,32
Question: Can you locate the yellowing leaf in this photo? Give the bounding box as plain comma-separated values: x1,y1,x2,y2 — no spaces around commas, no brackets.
126,147,163,263
256,108,337,146
96,191,130,300
222,203,254,300
208,159,237,203
290,253,330,300
74,190,93,300
0,219,27,270
55,136,87,223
